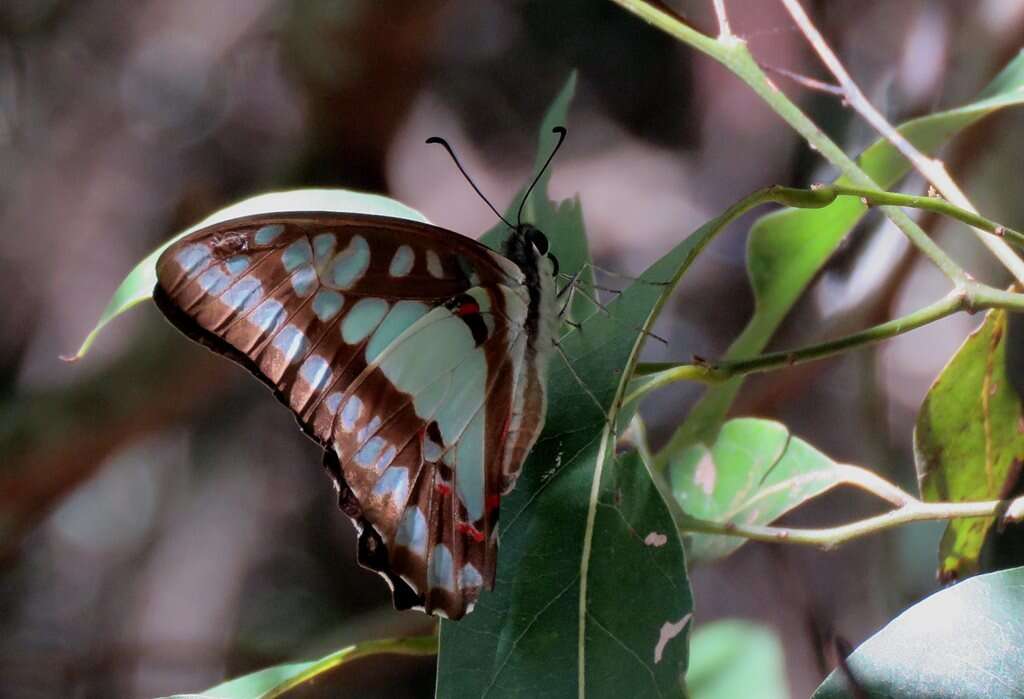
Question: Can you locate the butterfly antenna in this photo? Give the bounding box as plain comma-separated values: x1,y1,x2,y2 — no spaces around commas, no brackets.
516,126,567,227
426,136,515,230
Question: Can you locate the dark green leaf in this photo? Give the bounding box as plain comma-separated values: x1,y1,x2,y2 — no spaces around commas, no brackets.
813,566,1024,698
438,75,700,698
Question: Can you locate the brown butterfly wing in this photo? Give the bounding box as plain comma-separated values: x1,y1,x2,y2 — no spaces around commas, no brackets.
154,212,534,618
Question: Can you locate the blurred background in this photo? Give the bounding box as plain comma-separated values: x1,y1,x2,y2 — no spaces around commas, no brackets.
3,1,1024,696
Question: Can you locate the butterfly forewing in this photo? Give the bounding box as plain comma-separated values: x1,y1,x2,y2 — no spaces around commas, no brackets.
154,212,545,619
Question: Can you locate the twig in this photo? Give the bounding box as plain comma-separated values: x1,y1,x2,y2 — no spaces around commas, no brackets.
712,0,733,40
677,493,1024,550
762,62,844,95
609,0,970,287
780,0,1024,284
625,290,967,402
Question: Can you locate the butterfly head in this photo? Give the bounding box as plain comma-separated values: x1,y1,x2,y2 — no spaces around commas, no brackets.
504,222,559,279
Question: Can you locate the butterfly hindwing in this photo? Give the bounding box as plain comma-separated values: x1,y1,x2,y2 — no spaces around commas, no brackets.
154,212,545,618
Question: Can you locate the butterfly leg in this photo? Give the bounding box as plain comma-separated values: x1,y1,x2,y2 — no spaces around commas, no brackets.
573,261,672,286
552,340,612,423
563,281,668,346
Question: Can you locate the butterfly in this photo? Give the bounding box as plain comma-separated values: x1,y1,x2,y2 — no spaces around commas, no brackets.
152,129,567,619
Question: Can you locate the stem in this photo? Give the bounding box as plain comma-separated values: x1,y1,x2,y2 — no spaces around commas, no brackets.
678,494,1024,551
780,0,1024,284
625,291,966,404
607,0,969,285
827,185,1024,250
262,635,438,698
712,0,732,39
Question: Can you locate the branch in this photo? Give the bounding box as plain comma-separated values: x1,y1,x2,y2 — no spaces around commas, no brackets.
607,0,969,285
623,183,1024,404
712,0,733,40
678,493,1024,551
780,0,1024,284
625,291,965,402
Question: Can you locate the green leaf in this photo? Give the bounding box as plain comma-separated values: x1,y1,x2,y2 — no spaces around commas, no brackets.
686,620,789,699
661,50,1024,459
66,189,429,360
914,307,1024,580
438,75,703,698
670,418,852,565
158,636,437,699
813,566,1024,698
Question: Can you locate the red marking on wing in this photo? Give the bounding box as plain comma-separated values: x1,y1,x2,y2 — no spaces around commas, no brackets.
455,301,480,317
457,522,485,543
436,482,452,497
485,494,501,513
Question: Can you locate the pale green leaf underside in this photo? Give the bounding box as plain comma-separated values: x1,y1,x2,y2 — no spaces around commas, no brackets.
158,635,437,699
813,566,1024,698
670,418,848,565
68,189,429,360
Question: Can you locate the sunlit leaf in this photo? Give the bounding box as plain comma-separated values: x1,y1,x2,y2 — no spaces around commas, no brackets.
670,418,849,565
813,566,1024,698
914,307,1024,580
159,636,437,699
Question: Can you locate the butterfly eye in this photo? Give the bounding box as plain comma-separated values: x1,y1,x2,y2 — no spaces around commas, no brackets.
526,228,549,255
548,253,560,277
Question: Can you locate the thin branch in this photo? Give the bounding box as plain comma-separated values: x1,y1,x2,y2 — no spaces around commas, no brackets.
624,290,966,403
712,0,733,39
780,0,1024,284
678,493,1024,551
608,0,969,286
762,62,844,95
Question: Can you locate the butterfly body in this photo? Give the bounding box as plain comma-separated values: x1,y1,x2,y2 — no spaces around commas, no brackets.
154,211,559,618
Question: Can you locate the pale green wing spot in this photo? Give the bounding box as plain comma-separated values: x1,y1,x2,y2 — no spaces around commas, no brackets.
312,233,337,261
282,238,313,272
454,408,486,522
426,250,444,279
461,563,483,589
432,352,486,449
254,223,285,245
372,465,411,504
225,256,250,274
365,301,431,363
389,244,415,277
329,235,371,289
312,289,344,322
428,544,456,593
272,325,309,364
341,298,390,344
375,309,480,419
395,506,429,557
